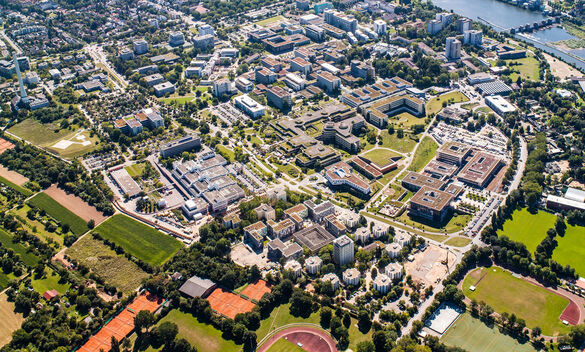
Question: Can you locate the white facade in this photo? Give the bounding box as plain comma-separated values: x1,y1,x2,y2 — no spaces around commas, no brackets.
354,227,371,244
234,94,265,118
344,213,358,228
463,30,483,46
445,37,461,60
372,225,387,238
386,242,402,258
373,273,392,293
284,260,302,278
333,235,354,266
394,233,411,246
322,273,340,291
384,263,403,280
373,20,387,35
305,256,323,274
343,268,361,286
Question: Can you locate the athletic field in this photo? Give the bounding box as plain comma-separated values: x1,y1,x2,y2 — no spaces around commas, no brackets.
265,339,305,352
462,267,570,336
497,208,556,253
552,223,585,277
441,313,536,352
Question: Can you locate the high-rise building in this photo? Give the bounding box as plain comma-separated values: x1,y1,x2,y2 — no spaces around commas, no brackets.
463,30,483,46
445,37,461,60
133,39,149,54
14,53,28,106
427,19,442,35
373,19,387,35
169,31,185,47
333,235,354,266
324,9,358,32
457,17,472,33
198,24,215,36
436,12,454,26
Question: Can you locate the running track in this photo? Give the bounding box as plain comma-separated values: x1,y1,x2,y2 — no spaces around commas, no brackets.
257,326,338,352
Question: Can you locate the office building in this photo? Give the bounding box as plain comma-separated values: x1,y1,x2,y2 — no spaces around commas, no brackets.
314,1,333,14
362,94,424,128
290,57,312,75
485,95,517,116
445,37,461,60
198,24,214,36
305,25,325,42
409,186,453,222
255,68,277,84
153,82,175,97
437,142,471,165
235,77,253,92
234,94,265,118
213,79,233,97
324,161,371,194
193,34,214,49
296,0,310,10
317,71,340,93
266,86,292,110
160,134,201,158
244,222,267,250
324,9,358,32
457,151,503,187
304,200,335,223
333,235,354,266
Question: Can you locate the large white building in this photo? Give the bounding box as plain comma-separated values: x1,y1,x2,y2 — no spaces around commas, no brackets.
284,260,302,278
386,242,402,258
373,19,387,34
463,30,483,46
354,227,371,244
234,94,265,118
485,95,516,116
373,273,392,293
305,256,323,274
385,263,403,280
394,233,411,246
333,235,355,266
322,272,340,290
343,268,361,286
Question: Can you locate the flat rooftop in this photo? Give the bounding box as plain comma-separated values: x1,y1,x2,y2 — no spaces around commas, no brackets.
410,186,453,212
293,224,335,252
457,151,502,185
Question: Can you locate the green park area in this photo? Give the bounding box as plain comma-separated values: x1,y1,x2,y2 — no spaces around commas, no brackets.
379,130,417,153
497,208,556,253
362,148,401,167
266,339,305,352
441,313,537,352
92,214,182,267
159,95,195,105
462,267,570,336
426,91,469,116
408,136,438,172
28,193,88,236
506,56,540,81
31,267,70,295
145,309,242,352
552,223,585,277
0,229,39,267
8,119,100,159
11,204,65,247
444,236,472,247
66,235,149,295
256,15,285,26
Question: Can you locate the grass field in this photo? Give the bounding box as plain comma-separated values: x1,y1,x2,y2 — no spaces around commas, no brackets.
257,303,371,351
444,236,472,247
426,91,469,116
28,193,88,235
256,15,285,26
125,163,147,178
408,136,438,172
0,270,17,291
11,204,64,247
0,293,24,347
497,208,556,254
31,267,70,295
552,223,585,277
398,212,471,234
147,310,241,352
0,175,32,196
462,267,570,336
0,229,39,266
379,130,417,153
506,56,540,81
362,149,401,167
158,95,195,105
92,214,182,266
66,235,149,294
265,338,305,352
441,313,537,352
217,145,235,162
389,112,426,128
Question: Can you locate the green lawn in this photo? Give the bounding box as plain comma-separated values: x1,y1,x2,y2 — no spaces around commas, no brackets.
552,223,585,277
462,267,570,336
92,214,182,266
389,112,425,128
426,91,469,116
497,208,556,254
217,145,235,163
379,131,417,153
28,193,88,236
66,235,149,295
0,175,32,196
441,313,537,352
125,163,147,178
0,229,39,266
444,237,472,247
265,338,305,352
31,267,70,295
506,56,540,81
158,96,195,105
362,149,401,167
256,15,285,26
408,136,438,172
147,310,241,352
398,212,471,234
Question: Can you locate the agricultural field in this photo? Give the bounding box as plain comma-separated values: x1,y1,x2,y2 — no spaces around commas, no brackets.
426,91,469,116
28,192,89,235
11,204,65,247
146,309,242,352
497,208,556,254
552,223,585,277
408,136,438,172
66,235,149,295
0,293,24,347
441,313,537,352
92,214,182,266
362,148,401,167
462,267,570,336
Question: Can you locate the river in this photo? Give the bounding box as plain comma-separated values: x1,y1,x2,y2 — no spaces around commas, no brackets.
431,0,585,71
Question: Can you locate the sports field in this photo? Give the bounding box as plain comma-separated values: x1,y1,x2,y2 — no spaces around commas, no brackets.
66,235,149,294
28,192,89,235
92,214,182,266
552,223,585,277
408,136,438,172
266,338,306,352
207,288,255,319
441,313,537,352
462,267,570,336
240,279,272,302
497,208,556,253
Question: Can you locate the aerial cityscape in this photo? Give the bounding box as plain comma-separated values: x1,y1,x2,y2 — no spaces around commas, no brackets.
2,0,585,351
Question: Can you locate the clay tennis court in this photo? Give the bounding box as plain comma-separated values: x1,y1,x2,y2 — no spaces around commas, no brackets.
0,138,14,155
45,184,107,223
207,288,255,319
258,326,338,352
78,292,162,352
241,279,272,301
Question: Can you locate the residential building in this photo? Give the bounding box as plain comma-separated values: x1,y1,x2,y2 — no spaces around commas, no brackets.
304,200,335,223
374,19,387,34
255,68,277,84
213,79,233,97
290,57,312,75
305,25,325,42
333,235,354,266
284,260,302,278
169,31,185,46
324,9,358,32
386,242,402,258
372,273,392,293
244,221,267,250
427,19,442,35
445,37,462,60
322,272,340,290
267,218,296,240
385,263,403,280
343,268,360,286
305,256,323,274
354,227,371,244
133,39,149,54
255,204,276,221
463,30,482,46
325,214,347,237
296,0,310,10
457,17,472,33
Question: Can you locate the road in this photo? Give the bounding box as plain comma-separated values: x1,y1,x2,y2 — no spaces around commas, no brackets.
1,30,22,54
85,44,129,90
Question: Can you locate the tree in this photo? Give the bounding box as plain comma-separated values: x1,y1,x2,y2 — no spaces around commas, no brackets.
75,295,91,313
372,330,387,352
343,312,351,328
356,341,375,352
158,321,179,345
357,310,371,333
320,307,332,328
134,310,155,334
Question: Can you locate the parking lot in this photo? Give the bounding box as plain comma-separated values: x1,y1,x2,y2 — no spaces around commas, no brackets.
210,102,250,126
